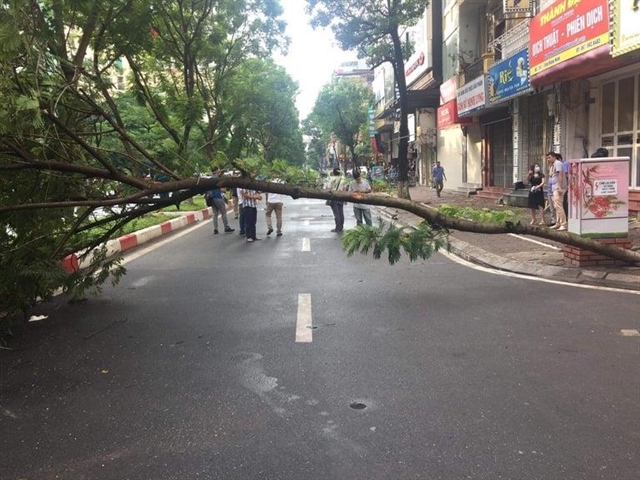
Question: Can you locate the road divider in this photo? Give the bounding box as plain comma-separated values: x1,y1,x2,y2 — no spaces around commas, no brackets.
62,208,213,272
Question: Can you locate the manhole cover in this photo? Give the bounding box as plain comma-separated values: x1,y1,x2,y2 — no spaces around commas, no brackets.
349,402,367,410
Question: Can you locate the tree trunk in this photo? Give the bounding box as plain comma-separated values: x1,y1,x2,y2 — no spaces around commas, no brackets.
391,29,410,200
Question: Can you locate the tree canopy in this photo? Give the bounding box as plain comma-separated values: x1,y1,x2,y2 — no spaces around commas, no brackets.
311,79,373,169
0,0,298,324
306,0,428,198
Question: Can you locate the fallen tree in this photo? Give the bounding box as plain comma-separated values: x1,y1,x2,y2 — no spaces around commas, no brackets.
3,173,638,265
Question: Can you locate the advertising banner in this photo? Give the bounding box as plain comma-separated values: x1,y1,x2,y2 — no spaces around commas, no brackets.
437,101,473,129
456,75,487,116
530,0,610,76
611,0,640,57
487,48,531,104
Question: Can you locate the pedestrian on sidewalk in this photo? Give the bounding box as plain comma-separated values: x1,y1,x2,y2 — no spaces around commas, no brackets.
526,163,545,225
327,168,346,232
207,168,234,234
265,177,285,237
349,169,372,226
557,153,569,217
432,161,446,197
546,154,557,226
548,152,567,231
241,188,262,242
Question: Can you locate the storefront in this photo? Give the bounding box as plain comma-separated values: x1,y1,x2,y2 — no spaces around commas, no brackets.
485,47,535,188
437,76,479,191
530,0,640,211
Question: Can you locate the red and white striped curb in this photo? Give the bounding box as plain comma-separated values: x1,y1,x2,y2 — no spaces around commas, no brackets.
62,208,212,273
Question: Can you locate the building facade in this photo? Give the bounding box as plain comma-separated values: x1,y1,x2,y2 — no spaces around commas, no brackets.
371,0,640,213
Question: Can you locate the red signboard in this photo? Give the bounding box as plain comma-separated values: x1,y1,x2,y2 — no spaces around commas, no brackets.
437,101,473,129
530,0,610,77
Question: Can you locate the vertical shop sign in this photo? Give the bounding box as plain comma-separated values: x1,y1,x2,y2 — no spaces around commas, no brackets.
530,0,610,76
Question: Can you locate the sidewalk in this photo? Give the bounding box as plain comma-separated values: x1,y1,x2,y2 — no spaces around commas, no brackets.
375,185,640,291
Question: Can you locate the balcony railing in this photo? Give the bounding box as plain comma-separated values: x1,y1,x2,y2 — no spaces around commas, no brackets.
458,57,483,86
464,58,484,81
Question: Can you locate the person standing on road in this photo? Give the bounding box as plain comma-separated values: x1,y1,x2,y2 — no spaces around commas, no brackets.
327,168,346,232
265,177,285,237
526,163,545,225
432,161,446,197
549,152,567,231
241,188,262,242
207,169,234,235
349,169,372,226
231,187,239,219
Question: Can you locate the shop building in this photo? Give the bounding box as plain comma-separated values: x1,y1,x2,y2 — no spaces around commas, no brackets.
529,0,640,213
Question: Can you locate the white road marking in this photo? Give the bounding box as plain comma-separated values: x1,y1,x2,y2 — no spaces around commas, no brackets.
302,237,310,252
303,220,310,226
439,249,640,295
507,233,561,250
296,294,313,343
620,329,640,337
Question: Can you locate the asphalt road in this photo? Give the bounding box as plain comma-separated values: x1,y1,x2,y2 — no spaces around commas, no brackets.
1,199,639,480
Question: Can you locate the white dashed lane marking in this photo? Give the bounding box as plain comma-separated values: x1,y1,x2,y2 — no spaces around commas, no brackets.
296,294,313,343
620,329,640,337
302,237,310,252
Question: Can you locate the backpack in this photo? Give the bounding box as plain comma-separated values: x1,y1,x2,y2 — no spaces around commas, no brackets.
204,191,213,207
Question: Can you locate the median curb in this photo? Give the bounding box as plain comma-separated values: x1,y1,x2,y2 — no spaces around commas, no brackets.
62,208,212,272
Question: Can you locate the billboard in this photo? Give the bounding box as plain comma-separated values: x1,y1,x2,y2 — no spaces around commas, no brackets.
529,0,609,77
487,48,531,104
456,75,487,116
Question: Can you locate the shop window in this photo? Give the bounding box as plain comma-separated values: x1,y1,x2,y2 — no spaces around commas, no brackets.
601,82,615,135
599,74,639,189
618,76,635,132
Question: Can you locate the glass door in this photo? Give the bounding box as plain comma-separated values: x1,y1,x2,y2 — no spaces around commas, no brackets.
600,74,639,188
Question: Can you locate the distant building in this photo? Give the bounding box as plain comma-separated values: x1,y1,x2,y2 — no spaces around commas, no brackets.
332,59,374,86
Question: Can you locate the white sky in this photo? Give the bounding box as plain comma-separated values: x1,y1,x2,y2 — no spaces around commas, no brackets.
275,0,354,120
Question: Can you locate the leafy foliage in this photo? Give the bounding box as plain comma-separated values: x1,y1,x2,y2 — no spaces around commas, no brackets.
311,80,373,164
342,220,449,265
0,0,294,334
438,205,518,224
306,0,428,196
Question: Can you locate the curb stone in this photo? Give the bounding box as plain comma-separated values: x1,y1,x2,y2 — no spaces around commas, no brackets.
374,206,640,291
62,207,213,272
